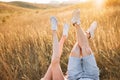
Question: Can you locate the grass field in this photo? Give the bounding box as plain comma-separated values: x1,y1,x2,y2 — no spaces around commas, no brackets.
0,1,120,80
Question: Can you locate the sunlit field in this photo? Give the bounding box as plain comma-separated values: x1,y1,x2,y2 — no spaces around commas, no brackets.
0,0,120,80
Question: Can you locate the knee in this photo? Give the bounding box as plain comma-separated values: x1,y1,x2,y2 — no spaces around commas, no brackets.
51,57,60,66
81,46,92,56
70,44,81,58
69,52,80,58
71,46,80,54
70,51,80,58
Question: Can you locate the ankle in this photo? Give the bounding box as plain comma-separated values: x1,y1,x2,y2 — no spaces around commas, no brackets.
86,32,91,39
74,24,80,29
51,57,60,66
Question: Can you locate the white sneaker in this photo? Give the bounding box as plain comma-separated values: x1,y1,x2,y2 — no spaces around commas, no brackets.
63,23,69,37
50,16,58,30
87,21,97,38
71,9,81,25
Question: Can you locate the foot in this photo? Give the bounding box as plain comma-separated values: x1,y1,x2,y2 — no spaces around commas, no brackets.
71,9,81,26
63,23,69,37
87,21,97,38
50,16,58,30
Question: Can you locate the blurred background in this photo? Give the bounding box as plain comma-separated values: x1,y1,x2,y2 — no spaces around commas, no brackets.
0,0,120,80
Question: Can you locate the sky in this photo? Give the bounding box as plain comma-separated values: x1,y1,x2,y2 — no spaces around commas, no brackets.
0,0,87,4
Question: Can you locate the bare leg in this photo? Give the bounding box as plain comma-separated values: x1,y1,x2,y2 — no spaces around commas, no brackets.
70,27,95,58
42,17,69,80
74,24,100,79
75,24,92,57
52,23,69,80
70,42,81,58
51,23,69,80
70,30,92,58
42,16,58,80
43,30,59,80
43,64,52,80
71,9,92,57
68,10,99,80
51,31,64,80
43,31,65,80
67,31,93,80
59,36,67,58
51,31,59,61
69,32,91,58
71,19,97,57
52,64,64,80
70,26,93,57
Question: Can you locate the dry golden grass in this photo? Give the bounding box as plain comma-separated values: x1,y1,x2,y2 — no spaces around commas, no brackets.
0,2,120,80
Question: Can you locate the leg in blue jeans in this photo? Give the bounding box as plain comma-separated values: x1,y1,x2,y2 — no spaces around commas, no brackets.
81,54,99,80
68,43,82,80
68,9,99,80
73,19,99,80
